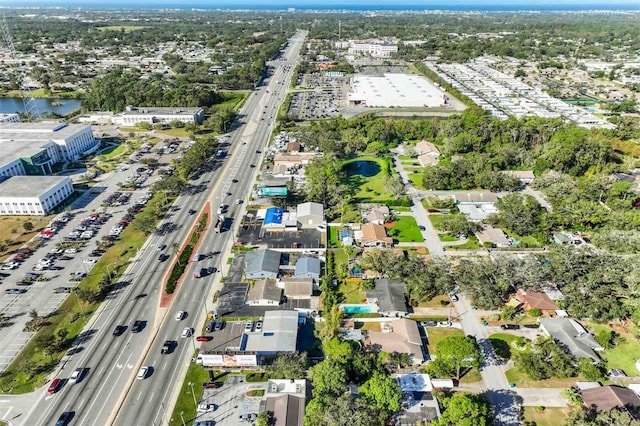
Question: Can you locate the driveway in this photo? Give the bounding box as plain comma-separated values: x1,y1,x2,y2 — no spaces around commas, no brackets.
514,388,567,407
455,294,521,426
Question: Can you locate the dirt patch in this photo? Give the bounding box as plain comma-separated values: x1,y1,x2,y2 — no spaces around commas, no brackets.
383,221,396,227
160,202,212,308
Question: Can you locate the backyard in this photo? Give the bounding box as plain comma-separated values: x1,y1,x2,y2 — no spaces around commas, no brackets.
426,327,464,354
338,279,366,305
591,324,640,376
387,216,423,243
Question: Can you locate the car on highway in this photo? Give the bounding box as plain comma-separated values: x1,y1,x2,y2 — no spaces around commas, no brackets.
131,320,144,333
197,403,216,413
157,244,167,251
196,336,212,342
188,209,196,215
47,378,63,394
55,412,74,426
5,288,27,294
137,366,149,380
181,327,193,338
113,325,126,336
175,311,186,321
161,340,175,354
235,198,243,204
69,368,86,384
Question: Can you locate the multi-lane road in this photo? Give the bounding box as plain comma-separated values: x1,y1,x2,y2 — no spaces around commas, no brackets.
18,30,306,426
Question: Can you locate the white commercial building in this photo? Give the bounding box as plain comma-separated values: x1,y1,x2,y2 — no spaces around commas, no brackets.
348,73,446,108
347,41,398,58
0,114,20,123
0,175,74,215
112,106,205,126
0,122,98,161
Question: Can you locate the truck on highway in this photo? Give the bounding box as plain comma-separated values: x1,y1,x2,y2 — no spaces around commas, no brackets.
215,215,225,233
161,340,173,354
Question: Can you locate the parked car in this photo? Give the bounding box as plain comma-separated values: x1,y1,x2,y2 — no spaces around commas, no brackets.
500,324,520,330
244,321,253,332
214,320,224,331
196,336,212,342
197,403,216,413
449,293,459,302
202,382,222,389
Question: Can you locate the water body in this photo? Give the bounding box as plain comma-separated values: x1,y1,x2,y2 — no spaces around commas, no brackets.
344,160,381,178
0,97,82,117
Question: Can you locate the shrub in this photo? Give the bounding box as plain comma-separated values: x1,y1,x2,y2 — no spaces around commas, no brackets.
528,308,541,317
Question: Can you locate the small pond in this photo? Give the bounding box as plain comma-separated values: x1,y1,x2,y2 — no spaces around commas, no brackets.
343,160,381,177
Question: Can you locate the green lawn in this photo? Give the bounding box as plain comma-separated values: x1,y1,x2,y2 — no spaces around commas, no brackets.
428,215,447,230
215,91,250,112
99,144,127,160
488,333,529,361
523,407,573,426
503,229,544,248
169,362,210,426
505,367,580,388
156,128,190,137
591,325,640,375
417,294,451,308
341,156,395,202
338,279,365,304
409,173,424,189
389,216,423,242
426,327,464,354
446,235,481,250
438,233,460,242
328,225,342,248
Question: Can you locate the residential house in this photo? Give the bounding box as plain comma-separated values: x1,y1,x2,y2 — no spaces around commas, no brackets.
365,278,408,317
245,249,281,280
280,278,314,298
364,204,390,225
286,142,301,153
454,193,499,204
246,279,283,306
516,288,558,313
539,318,603,362
457,204,498,222
263,393,306,426
501,170,535,185
296,202,324,229
581,385,640,418
361,223,393,247
366,319,425,364
294,257,322,280
418,154,439,167
475,225,510,247
552,233,572,245
415,141,441,157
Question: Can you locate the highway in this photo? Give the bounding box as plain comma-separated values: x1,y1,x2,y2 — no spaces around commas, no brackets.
23,30,306,426
114,30,307,426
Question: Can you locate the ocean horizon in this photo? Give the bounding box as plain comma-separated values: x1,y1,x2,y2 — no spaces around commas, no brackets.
2,1,640,12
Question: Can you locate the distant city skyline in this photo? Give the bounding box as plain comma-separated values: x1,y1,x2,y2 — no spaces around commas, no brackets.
2,0,640,10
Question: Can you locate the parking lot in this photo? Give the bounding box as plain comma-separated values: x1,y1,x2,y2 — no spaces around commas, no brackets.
197,375,264,426
236,220,324,249
0,142,165,372
288,72,349,120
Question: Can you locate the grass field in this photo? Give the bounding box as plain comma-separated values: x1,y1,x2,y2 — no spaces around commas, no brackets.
338,279,365,304
0,216,53,262
214,91,250,112
389,216,423,242
446,235,481,250
417,294,450,308
328,225,342,248
342,156,394,202
426,327,464,354
408,173,424,189
523,407,572,426
99,144,127,160
488,333,528,361
156,128,190,138
505,367,580,388
591,325,640,375
504,229,544,248
438,233,459,242
428,215,447,230
3,89,84,99
169,362,210,426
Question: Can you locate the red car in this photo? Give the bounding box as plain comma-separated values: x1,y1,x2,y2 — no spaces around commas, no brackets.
202,382,222,389
195,336,212,342
47,378,62,394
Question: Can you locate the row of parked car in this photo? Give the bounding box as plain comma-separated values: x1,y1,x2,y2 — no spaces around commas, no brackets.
102,191,131,207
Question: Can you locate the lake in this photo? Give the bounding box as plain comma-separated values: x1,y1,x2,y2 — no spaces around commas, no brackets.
0,97,82,116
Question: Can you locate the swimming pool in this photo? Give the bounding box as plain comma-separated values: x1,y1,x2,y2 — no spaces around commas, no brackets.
342,305,376,314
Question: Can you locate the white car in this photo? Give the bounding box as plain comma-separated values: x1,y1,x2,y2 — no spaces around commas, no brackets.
69,368,85,384
137,366,149,380
181,327,193,338
64,248,78,254
197,403,216,413
175,311,186,321
83,258,97,266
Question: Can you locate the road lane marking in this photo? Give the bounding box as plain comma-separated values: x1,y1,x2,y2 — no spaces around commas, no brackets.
136,391,142,401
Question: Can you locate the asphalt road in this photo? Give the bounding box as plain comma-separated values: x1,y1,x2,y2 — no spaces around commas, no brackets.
18,30,306,426
113,30,307,426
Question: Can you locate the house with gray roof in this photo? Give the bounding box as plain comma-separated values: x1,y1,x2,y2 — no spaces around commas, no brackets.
539,318,604,362
365,278,408,317
245,249,281,280
296,202,324,229
294,257,322,280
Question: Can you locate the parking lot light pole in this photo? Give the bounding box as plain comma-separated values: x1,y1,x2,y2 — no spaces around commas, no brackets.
179,411,185,426
188,382,197,407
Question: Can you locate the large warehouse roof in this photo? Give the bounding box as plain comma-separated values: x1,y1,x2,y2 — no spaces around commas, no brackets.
348,73,445,108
